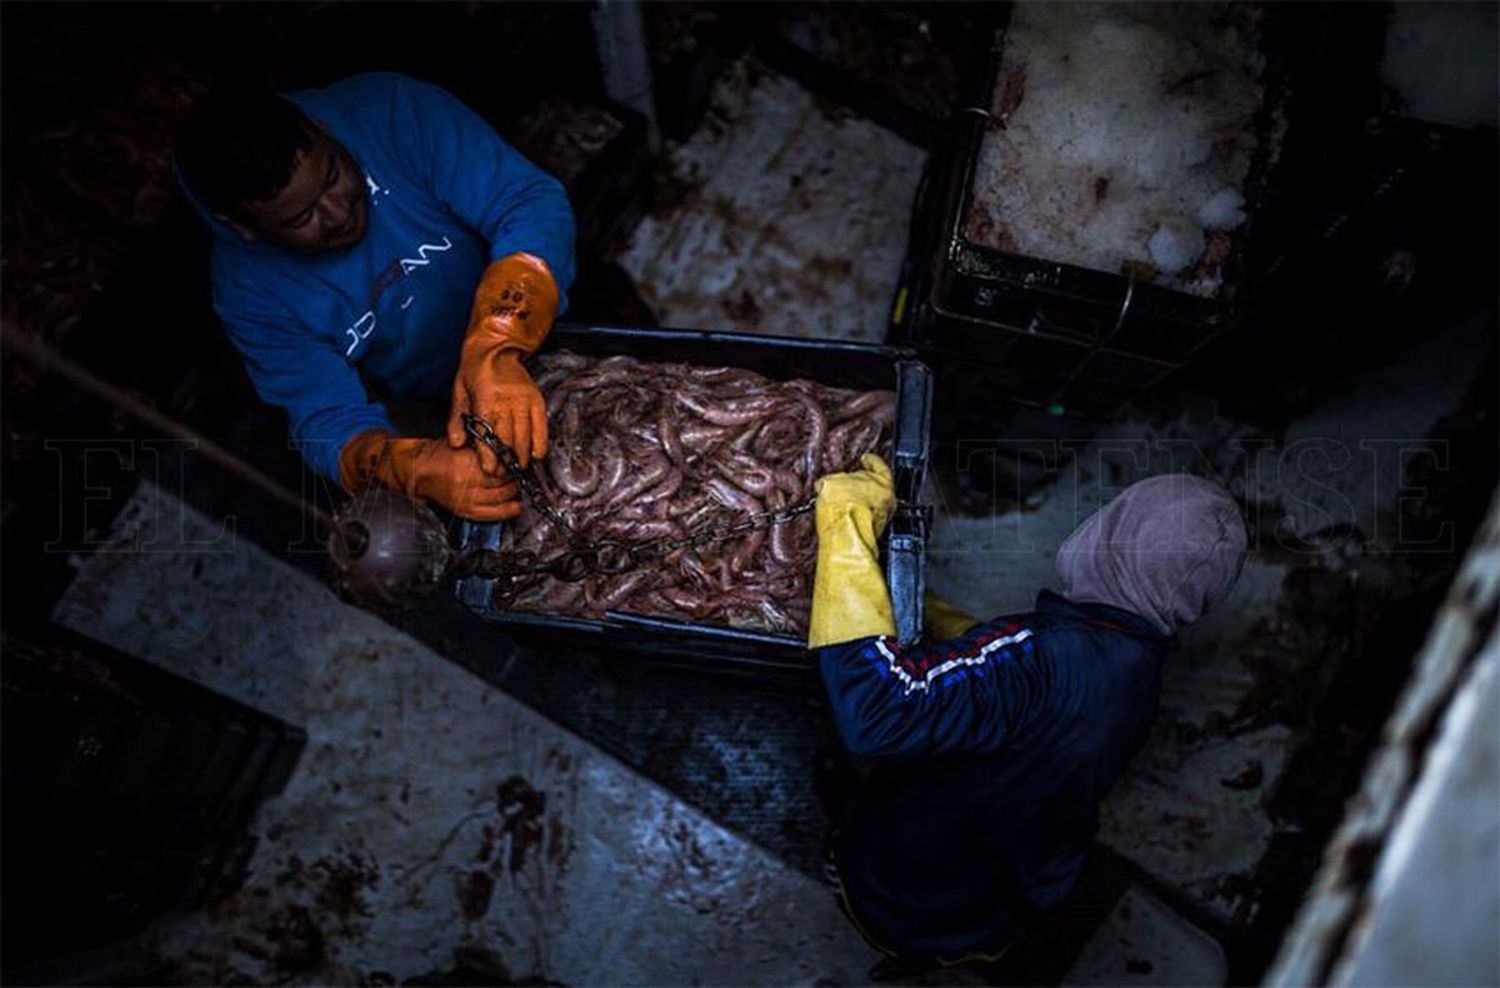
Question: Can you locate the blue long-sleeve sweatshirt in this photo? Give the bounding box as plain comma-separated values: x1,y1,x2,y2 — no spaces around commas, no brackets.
183,72,576,482
817,591,1170,959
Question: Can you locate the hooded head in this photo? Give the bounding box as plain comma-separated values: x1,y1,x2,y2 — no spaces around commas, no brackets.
174,83,369,254
1056,473,1248,635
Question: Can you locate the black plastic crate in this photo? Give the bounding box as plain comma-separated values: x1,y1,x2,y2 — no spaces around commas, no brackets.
455,323,933,673
897,5,1298,416
1,627,306,971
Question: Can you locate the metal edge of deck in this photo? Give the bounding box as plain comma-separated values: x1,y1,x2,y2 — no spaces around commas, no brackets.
1262,489,1500,987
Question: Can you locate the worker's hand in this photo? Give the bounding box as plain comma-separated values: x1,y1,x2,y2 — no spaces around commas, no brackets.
340,430,522,523
448,349,548,474
447,252,560,471
815,452,895,530
405,440,524,522
808,453,898,649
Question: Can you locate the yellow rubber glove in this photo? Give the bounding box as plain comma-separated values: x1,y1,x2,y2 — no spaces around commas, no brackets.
923,592,980,640
807,453,898,649
446,252,560,473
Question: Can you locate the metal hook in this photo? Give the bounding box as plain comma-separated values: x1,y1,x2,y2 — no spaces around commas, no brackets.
1108,271,1137,340
550,548,597,583
589,540,636,575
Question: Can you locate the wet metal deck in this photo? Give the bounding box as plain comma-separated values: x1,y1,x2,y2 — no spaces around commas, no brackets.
53,484,877,985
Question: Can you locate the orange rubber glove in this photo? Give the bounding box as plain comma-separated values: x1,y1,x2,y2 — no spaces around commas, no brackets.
446,252,560,474
340,429,523,523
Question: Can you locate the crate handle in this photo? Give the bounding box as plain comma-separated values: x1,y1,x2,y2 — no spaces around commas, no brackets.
1046,271,1136,410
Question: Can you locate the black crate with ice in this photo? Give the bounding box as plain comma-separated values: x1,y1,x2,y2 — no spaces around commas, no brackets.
897,3,1294,415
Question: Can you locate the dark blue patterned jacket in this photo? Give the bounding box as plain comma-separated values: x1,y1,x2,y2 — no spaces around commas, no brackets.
818,590,1170,958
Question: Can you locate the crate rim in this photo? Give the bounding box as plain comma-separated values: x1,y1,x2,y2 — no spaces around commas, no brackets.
453,327,934,666
925,8,1292,342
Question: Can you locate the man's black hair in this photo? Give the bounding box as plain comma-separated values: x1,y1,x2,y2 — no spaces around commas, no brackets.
174,83,314,218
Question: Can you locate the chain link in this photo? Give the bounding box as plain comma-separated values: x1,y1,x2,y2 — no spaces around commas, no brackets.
463,413,584,543
460,413,816,586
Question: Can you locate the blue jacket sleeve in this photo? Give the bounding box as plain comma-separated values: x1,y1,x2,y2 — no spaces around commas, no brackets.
817,618,1048,760
388,75,576,309
216,287,392,485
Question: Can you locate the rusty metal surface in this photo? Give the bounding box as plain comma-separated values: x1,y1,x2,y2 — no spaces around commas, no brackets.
52,481,878,985
1264,491,1500,988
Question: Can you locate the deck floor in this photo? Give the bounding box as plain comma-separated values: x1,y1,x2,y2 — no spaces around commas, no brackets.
48,52,1496,988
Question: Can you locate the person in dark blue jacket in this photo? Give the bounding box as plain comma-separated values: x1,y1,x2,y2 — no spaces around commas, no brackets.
174,73,576,520
806,457,1248,964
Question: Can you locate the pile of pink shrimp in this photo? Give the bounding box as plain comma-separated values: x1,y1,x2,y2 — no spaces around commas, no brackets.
496,351,896,634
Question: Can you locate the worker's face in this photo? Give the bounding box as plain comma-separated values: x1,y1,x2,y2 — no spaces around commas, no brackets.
234,126,369,253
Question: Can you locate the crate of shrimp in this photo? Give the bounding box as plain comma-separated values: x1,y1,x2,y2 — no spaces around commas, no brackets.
454,325,933,671
902,2,1288,411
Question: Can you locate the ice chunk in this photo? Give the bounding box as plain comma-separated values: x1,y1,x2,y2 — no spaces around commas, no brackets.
963,3,1265,298
1147,220,1206,276
1198,188,1247,231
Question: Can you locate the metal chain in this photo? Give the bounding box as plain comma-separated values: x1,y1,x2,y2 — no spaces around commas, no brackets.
459,413,816,585
625,499,815,564
463,413,583,542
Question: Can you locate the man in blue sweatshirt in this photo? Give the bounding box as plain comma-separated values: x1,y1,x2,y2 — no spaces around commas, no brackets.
807,460,1248,966
174,73,576,521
